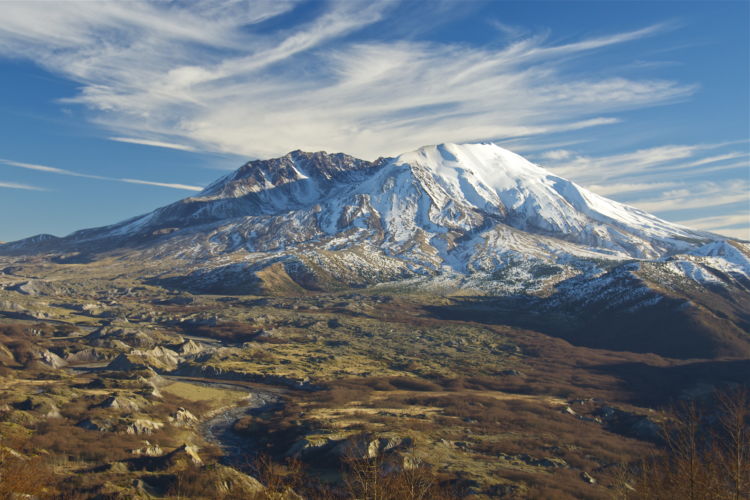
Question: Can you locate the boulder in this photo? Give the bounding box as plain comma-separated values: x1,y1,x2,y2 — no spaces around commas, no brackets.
581,471,596,484
595,406,663,442
44,403,62,419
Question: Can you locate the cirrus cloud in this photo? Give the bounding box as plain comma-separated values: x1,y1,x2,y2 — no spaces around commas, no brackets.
0,1,694,160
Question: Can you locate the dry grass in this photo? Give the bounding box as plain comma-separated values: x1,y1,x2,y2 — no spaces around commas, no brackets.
161,381,247,406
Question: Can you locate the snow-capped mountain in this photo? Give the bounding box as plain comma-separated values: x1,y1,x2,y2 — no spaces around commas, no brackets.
3,142,748,358
115,143,713,261
1,142,747,290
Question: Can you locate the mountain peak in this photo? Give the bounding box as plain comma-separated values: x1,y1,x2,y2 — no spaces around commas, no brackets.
398,142,547,184
197,148,381,201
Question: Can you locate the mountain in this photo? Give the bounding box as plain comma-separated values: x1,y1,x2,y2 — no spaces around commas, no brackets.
2,142,749,358
2,142,745,279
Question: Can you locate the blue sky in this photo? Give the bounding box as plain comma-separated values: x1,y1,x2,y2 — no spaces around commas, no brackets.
0,0,747,242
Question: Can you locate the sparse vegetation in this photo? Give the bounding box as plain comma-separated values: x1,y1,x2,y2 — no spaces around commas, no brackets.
623,388,750,500
0,266,747,498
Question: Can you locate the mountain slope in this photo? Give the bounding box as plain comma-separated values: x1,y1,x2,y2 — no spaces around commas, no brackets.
0,143,743,293
1,143,718,262
1,142,748,358
0,142,745,287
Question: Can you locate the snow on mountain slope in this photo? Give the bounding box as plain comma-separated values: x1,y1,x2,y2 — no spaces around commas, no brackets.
1,143,746,359
163,142,714,273
347,143,709,260
0,142,738,293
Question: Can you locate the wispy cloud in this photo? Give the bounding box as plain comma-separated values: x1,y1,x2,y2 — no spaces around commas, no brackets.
676,214,750,241
489,20,529,40
677,213,750,231
536,142,750,239
584,181,681,197
0,159,87,176
0,159,202,191
118,178,202,191
0,2,744,239
628,181,749,213
0,1,693,159
540,141,749,184
0,181,47,191
108,137,197,152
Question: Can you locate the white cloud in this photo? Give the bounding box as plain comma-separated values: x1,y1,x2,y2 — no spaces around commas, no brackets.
677,213,750,231
539,149,575,161
710,227,750,240
489,20,528,40
543,141,749,185
0,159,86,176
539,143,749,240
676,214,750,241
109,137,197,152
0,1,694,159
585,181,681,197
0,181,46,191
544,144,701,183
119,178,202,191
629,181,749,213
0,159,202,191
1,2,744,238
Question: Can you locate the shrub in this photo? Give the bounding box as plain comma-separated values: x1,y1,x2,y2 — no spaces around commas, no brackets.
0,446,57,499
622,387,750,500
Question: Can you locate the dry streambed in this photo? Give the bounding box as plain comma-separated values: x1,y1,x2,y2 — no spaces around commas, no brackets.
162,377,282,465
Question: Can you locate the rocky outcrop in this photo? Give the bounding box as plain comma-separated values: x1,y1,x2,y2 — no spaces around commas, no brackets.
106,353,148,371
130,440,163,457
173,339,204,356
106,346,180,372
142,443,204,469
95,395,141,412
336,435,414,459
286,433,413,460
595,406,662,442
38,349,67,368
209,465,265,497
86,326,183,350
64,348,108,364
168,407,198,427
172,363,319,389
125,418,164,435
